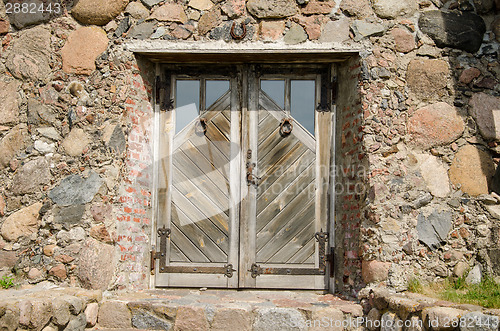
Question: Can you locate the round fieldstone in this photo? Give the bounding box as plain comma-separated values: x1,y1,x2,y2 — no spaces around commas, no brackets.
0,125,29,170
6,26,51,83
71,0,129,25
339,0,373,18
406,59,448,100
12,157,51,195
459,67,481,84
391,27,415,53
362,260,391,283
78,238,115,290
492,17,500,42
449,145,495,196
150,3,188,23
372,0,418,19
61,27,108,75
469,92,500,141
61,128,91,156
1,203,42,242
0,80,20,125
419,10,486,53
408,102,464,149
247,0,298,18
125,1,150,19
284,23,307,44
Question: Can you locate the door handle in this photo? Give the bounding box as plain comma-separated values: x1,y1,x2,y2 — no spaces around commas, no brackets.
246,162,259,187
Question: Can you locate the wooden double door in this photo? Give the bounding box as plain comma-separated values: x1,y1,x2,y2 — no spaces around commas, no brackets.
154,64,334,289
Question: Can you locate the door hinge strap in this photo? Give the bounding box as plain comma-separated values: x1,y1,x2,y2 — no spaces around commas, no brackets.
150,226,170,273
151,227,235,278
315,230,328,274
159,264,236,278
155,75,173,111
326,247,335,278
250,231,330,278
250,264,325,278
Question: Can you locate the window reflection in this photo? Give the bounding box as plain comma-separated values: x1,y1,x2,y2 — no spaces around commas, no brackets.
176,80,200,134
261,80,285,109
206,80,229,109
291,80,315,135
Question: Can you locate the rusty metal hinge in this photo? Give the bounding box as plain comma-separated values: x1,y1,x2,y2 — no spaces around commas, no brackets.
150,226,170,273
331,76,338,106
326,247,335,278
317,78,337,112
151,226,235,277
155,75,173,111
250,231,330,278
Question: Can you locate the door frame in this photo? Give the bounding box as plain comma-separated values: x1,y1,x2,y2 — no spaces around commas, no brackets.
150,63,337,290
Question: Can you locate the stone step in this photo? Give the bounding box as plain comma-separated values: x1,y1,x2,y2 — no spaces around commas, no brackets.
1,284,499,330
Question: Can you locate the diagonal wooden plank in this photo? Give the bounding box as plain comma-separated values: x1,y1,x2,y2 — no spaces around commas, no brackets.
257,143,309,193
211,112,231,141
287,238,315,264
205,90,231,113
257,136,300,179
172,192,228,262
257,153,315,215
170,216,210,263
259,90,285,112
265,212,316,263
174,104,222,151
257,113,278,145
172,169,229,235
256,166,315,232
173,151,229,214
188,135,230,180
257,120,297,162
170,241,190,262
172,188,229,252
260,92,316,152
256,181,316,249
258,108,270,125
257,198,315,262
179,141,229,198
205,119,231,155
189,129,229,161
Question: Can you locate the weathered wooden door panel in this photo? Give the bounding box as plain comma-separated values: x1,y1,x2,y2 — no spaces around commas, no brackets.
239,66,331,289
155,70,240,288
155,65,332,290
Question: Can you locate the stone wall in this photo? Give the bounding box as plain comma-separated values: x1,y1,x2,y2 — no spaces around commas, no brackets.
0,0,498,294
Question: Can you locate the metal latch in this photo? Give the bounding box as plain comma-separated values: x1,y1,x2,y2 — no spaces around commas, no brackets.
246,162,260,187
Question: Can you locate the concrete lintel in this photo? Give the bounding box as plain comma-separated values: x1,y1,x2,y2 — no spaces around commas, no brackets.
126,40,362,63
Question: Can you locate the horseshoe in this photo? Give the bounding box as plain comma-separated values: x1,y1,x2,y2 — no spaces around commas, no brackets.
230,22,247,40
